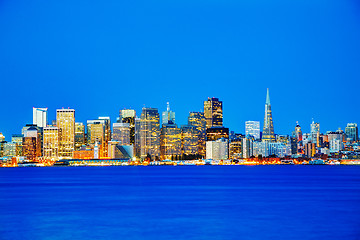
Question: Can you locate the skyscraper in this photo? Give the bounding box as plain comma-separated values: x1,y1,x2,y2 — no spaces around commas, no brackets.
160,123,181,160
140,108,160,159
206,138,228,160
75,122,85,150
43,126,60,159
310,120,320,147
112,123,131,145
294,121,302,142
22,126,42,160
345,123,358,142
262,89,275,142
245,121,260,140
57,109,75,158
87,118,111,158
162,102,175,125
98,117,111,157
204,97,223,128
181,125,198,156
33,107,48,128
119,109,136,144
188,112,206,157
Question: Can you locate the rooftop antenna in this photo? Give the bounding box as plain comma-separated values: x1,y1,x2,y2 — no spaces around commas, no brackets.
167,102,170,112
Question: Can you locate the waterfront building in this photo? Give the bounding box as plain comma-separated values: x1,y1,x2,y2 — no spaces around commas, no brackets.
56,109,75,158
3,142,17,157
345,123,358,142
43,126,60,159
162,102,175,125
206,126,229,141
328,129,345,152
310,120,320,147
74,122,85,150
22,126,42,160
245,121,260,140
253,141,268,157
11,134,23,156
204,97,223,128
98,117,111,157
160,123,181,160
268,142,291,158
242,137,254,158
33,107,48,128
108,141,134,159
188,112,206,157
229,135,243,159
73,145,94,159
134,117,141,158
112,123,131,145
180,125,198,156
87,119,106,157
118,109,136,144
262,89,275,142
87,117,111,158
140,108,160,159
304,143,316,157
206,138,228,160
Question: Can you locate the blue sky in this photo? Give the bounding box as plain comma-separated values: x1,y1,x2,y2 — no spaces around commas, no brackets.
1,0,360,140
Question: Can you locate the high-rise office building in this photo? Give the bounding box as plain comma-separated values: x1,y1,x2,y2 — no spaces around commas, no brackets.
113,123,131,145
345,123,358,142
98,117,111,158
33,107,48,128
310,120,320,147
204,97,223,128
57,109,75,158
245,121,260,140
43,126,60,159
262,89,275,142
229,136,242,160
75,122,85,150
162,102,175,125
181,125,198,156
206,138,228,160
160,124,181,160
119,109,136,144
0,133,5,142
87,119,107,157
294,121,302,142
188,112,206,157
140,108,160,159
22,126,42,160
11,134,23,156
206,126,229,141
134,117,141,158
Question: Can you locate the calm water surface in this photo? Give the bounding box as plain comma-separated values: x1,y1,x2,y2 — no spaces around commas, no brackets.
0,166,359,240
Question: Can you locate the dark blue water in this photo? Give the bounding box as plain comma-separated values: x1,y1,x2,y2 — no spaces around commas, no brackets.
0,166,360,240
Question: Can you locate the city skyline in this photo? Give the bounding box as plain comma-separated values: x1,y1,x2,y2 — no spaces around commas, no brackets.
1,1,360,139
0,90,357,142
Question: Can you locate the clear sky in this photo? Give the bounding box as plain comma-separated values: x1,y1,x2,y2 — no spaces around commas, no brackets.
1,0,360,140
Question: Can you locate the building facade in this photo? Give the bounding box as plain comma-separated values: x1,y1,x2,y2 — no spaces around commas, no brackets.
57,109,75,158
204,97,223,128
245,121,260,140
262,89,275,142
140,108,160,159
33,107,48,128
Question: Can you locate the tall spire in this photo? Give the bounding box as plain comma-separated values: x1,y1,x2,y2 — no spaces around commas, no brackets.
266,88,270,105
262,88,275,142
167,102,170,112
